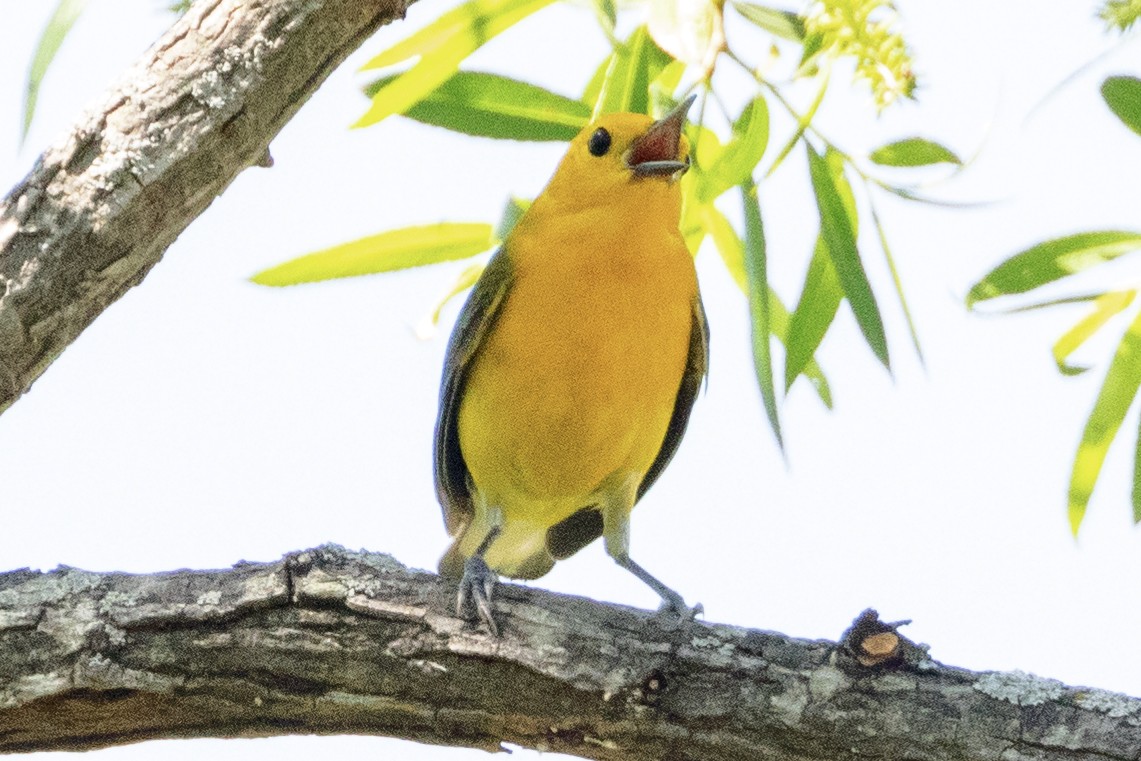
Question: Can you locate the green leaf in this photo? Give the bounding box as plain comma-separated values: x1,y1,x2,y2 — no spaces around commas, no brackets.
785,236,842,391
740,180,784,450
807,145,890,370
251,223,497,286
697,96,769,202
354,0,555,128
967,231,1141,307
581,50,611,107
699,204,745,290
1053,290,1136,375
680,181,707,255
1134,412,1141,523
871,205,923,365
700,203,832,408
798,30,825,70
592,26,673,117
826,148,858,231
875,184,992,209
691,123,725,170
421,262,486,335
971,293,1104,314
590,0,618,44
1101,0,1141,32
765,70,828,178
869,137,961,167
731,1,805,41
649,59,687,113
23,0,88,142
1069,307,1141,534
363,71,589,141
1101,75,1141,137
769,287,833,408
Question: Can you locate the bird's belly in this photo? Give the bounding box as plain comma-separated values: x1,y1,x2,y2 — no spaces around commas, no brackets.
457,274,693,519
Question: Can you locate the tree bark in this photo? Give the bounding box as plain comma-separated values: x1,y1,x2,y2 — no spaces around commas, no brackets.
0,545,1137,759
0,0,410,415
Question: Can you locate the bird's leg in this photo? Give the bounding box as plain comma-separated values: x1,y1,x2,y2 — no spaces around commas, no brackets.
613,552,703,626
457,525,501,635
602,497,701,627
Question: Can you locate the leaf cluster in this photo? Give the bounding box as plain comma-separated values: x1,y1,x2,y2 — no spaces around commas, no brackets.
22,0,1141,533
252,0,959,458
968,75,1141,533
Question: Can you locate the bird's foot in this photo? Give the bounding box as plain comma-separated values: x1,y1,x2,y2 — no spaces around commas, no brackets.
456,556,499,635
653,592,703,632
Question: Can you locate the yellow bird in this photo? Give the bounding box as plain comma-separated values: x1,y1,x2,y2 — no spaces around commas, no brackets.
434,95,708,634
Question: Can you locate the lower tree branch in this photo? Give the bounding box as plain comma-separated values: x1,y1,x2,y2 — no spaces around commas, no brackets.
0,545,1137,759
0,0,410,415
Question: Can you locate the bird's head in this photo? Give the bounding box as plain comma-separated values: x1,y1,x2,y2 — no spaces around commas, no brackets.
538,95,695,214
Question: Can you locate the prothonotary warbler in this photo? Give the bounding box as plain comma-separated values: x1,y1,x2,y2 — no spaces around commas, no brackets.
434,95,708,634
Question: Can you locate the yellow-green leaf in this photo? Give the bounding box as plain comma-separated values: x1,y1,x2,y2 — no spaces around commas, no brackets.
363,71,589,141
23,0,88,142
680,178,707,254
869,137,961,167
251,223,497,286
731,1,805,42
417,262,487,338
697,96,769,202
581,50,611,107
649,60,688,113
691,123,725,170
355,0,555,128
1053,290,1136,375
968,231,1141,307
1134,413,1141,523
1069,307,1141,533
1102,75,1141,137
700,204,746,290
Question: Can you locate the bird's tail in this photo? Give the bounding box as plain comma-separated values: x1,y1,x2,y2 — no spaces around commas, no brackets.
437,523,555,581
438,539,467,579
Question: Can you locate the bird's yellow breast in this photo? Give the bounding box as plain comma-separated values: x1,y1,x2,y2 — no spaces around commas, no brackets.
456,199,696,526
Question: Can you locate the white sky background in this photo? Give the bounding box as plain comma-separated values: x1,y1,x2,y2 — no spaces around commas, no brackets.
2,1,1140,759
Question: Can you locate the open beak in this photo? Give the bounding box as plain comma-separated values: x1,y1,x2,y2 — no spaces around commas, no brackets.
627,94,696,180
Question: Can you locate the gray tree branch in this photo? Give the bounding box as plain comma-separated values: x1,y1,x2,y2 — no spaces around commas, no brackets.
0,0,410,415
0,545,1137,759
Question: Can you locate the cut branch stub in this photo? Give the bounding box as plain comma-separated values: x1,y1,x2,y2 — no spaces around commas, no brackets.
838,607,913,668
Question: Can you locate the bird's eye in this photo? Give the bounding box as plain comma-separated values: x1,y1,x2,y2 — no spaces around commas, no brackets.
588,128,612,157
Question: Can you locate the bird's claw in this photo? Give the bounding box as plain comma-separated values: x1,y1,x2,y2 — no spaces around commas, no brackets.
456,556,499,635
654,594,703,632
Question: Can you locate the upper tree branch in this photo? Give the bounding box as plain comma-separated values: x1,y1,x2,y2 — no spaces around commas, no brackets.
0,0,410,414
0,545,1138,759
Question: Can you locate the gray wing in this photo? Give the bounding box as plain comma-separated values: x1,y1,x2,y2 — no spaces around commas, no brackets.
636,292,710,502
434,249,514,535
